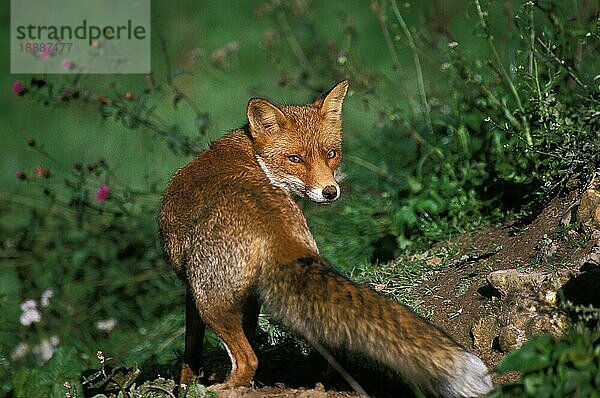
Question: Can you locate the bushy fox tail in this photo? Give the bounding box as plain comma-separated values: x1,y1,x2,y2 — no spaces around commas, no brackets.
257,256,493,397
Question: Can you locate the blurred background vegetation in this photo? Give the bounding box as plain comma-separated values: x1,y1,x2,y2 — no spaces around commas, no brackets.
1,0,598,396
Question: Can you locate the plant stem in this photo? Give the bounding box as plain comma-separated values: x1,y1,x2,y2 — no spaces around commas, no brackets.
536,38,585,88
276,8,315,78
390,0,434,137
475,0,532,146
371,0,414,111
345,154,402,183
528,3,543,102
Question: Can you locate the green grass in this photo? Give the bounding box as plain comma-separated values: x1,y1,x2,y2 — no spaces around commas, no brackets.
1,0,599,396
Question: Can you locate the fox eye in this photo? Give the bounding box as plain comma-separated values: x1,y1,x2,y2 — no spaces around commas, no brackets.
288,155,303,163
326,149,337,159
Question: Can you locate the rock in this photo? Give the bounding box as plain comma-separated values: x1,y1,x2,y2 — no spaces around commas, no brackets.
487,269,570,296
538,280,559,305
576,188,600,232
580,251,600,266
579,230,600,266
497,307,569,352
498,323,527,352
488,269,526,295
538,238,558,259
487,269,571,296
472,315,500,351
528,311,569,338
475,268,573,352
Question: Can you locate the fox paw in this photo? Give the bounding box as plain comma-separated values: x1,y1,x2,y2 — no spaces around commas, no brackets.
207,383,229,391
208,382,253,392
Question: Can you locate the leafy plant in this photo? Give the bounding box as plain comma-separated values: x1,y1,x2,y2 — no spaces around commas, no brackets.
0,139,186,395
321,0,600,260
490,324,600,398
11,347,83,398
2,0,599,396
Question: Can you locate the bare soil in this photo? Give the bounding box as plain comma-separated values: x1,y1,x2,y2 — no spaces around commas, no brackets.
416,192,596,384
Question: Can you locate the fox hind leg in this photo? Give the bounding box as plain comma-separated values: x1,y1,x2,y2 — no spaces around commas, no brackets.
180,290,206,387
241,293,260,347
203,308,259,387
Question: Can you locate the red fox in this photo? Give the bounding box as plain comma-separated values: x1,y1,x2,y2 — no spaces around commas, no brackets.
159,81,493,397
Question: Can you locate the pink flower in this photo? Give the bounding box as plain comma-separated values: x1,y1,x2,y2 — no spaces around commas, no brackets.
38,45,52,60
12,80,25,95
15,171,27,180
96,185,110,201
61,60,74,70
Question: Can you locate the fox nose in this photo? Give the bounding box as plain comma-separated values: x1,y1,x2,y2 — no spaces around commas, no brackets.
322,185,338,200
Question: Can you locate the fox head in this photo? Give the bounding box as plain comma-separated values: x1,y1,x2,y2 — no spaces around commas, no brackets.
247,80,349,203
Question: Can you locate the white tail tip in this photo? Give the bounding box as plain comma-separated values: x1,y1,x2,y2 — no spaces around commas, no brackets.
440,352,494,397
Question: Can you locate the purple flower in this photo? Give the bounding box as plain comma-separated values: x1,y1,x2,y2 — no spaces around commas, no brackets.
12,80,25,95
15,171,27,180
96,185,110,201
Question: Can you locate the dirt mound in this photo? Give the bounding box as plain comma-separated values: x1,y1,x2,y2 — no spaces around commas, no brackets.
417,189,599,386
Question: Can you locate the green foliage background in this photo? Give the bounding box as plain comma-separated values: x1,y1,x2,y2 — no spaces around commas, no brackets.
0,0,598,396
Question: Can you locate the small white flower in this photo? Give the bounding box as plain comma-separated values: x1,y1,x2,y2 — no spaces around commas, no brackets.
40,289,54,308
448,41,459,48
95,319,118,332
20,308,41,326
11,342,29,361
33,336,60,363
20,299,37,312
49,335,60,347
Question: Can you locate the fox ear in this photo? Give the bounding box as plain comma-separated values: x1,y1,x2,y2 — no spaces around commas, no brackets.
315,80,349,125
247,98,287,137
